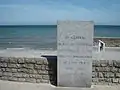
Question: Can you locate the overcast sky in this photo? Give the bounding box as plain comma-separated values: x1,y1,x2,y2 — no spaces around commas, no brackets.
0,0,120,25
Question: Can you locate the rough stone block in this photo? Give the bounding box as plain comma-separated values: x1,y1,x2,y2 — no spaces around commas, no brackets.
118,79,120,83
29,74,36,78
92,72,97,78
41,65,46,70
0,57,9,63
108,61,113,66
112,78,119,83
12,77,18,81
104,67,110,72
24,64,34,69
6,68,11,72
110,67,118,72
18,68,28,73
93,60,101,67
45,65,49,70
18,78,26,82
11,68,17,73
34,64,41,69
98,72,104,78
0,63,7,68
9,57,17,63
28,69,37,74
115,73,120,78
41,79,49,83
43,58,48,65
96,67,110,72
16,64,26,68
12,73,23,77
3,72,12,76
100,60,108,67
1,68,6,72
104,78,112,82
92,78,98,82
95,67,106,72
29,78,36,83
92,67,95,72
36,79,41,83
22,73,29,78
104,72,114,78
113,60,120,67
35,58,43,65
38,70,48,74
1,76,8,80
92,60,97,66
17,69,22,72
118,69,120,73
0,72,2,76
8,64,16,68
25,58,36,63
18,58,25,64
8,76,16,81
35,75,42,79
42,75,49,80
8,76,18,81
98,78,105,82
25,78,36,83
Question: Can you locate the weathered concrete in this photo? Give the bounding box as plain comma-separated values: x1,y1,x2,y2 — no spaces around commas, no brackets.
0,80,120,90
57,21,93,87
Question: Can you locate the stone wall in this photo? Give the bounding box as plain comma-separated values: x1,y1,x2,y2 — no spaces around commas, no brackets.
92,60,120,85
0,56,120,85
0,57,57,85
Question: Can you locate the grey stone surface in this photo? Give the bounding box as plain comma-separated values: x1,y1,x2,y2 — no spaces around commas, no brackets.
17,58,25,63
0,63,7,67
18,78,26,82
57,21,93,87
42,75,50,80
1,56,120,85
0,57,54,84
9,57,17,63
34,64,41,69
7,64,16,68
25,58,36,64
35,58,43,64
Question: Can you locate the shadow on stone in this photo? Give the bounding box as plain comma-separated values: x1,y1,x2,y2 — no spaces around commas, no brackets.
41,55,57,86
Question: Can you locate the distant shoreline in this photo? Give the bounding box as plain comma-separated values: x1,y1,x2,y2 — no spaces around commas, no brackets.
94,37,120,39
94,38,120,47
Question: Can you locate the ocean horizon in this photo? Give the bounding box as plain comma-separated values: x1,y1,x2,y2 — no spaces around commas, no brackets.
0,25,120,50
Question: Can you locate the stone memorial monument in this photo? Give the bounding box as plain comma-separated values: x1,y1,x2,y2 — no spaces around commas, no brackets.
57,21,94,87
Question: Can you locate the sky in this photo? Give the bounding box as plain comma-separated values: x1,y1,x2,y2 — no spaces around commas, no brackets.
0,0,120,25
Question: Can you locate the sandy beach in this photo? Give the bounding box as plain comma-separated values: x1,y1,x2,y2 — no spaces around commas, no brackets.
0,37,120,60
0,46,120,60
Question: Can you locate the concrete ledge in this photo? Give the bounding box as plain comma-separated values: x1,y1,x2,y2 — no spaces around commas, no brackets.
0,80,120,90
0,80,54,90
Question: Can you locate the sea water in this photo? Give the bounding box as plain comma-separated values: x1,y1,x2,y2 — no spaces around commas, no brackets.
0,25,120,50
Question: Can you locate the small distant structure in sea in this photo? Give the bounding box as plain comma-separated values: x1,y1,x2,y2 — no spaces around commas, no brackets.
98,40,105,52
8,42,12,44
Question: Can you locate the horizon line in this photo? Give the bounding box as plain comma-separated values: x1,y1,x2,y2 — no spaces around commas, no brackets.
0,24,120,26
